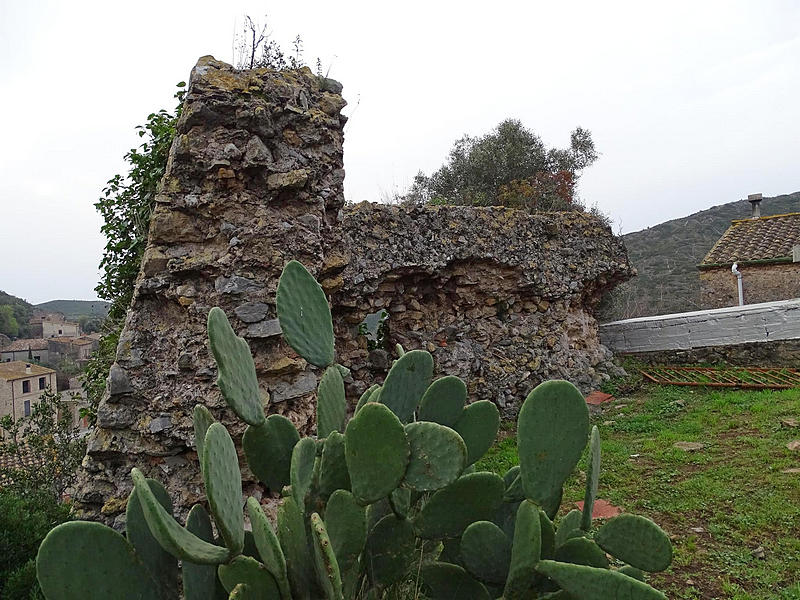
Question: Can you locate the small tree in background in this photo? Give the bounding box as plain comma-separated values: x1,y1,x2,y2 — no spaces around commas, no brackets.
406,119,599,212
0,387,86,500
0,305,20,338
0,389,79,599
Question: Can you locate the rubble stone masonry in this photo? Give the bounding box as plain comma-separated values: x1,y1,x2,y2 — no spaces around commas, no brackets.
73,57,632,525
700,262,800,309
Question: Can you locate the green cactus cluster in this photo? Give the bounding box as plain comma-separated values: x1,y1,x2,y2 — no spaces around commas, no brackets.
36,260,673,599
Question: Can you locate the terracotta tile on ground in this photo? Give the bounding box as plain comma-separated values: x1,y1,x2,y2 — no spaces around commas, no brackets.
585,391,614,406
575,498,622,519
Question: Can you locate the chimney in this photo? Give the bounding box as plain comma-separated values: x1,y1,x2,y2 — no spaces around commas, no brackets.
748,193,762,218
25,364,32,374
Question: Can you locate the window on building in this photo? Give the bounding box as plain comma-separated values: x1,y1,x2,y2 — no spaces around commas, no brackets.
58,329,63,334
39,377,46,390
24,400,31,416
22,380,30,393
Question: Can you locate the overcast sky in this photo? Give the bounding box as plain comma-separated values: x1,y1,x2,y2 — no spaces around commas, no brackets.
1,0,798,303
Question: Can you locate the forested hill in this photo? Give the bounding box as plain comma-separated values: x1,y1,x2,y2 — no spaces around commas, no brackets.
35,300,110,320
599,191,800,322
0,290,34,338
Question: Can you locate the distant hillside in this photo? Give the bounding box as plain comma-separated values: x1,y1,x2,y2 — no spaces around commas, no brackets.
599,191,800,322
0,290,34,338
35,300,110,320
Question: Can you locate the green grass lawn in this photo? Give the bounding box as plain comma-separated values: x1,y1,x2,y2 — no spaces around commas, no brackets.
477,384,800,599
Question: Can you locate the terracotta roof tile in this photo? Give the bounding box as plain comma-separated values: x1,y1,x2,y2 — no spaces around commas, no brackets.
701,213,800,266
0,361,56,381
0,443,47,485
1,339,49,352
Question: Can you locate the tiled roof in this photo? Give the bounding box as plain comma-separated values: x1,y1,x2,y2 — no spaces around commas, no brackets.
48,336,95,346
1,338,49,352
0,361,56,381
701,213,800,266
0,444,47,486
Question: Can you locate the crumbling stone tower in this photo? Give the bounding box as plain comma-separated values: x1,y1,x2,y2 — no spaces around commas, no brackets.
74,57,632,524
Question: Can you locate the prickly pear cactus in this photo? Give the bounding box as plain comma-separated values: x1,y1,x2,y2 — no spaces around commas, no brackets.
35,260,672,600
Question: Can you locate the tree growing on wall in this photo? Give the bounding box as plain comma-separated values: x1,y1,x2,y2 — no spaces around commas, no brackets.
81,85,185,424
234,15,306,71
406,119,599,212
84,26,310,424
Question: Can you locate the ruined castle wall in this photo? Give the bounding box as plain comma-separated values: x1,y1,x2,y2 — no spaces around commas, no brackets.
324,204,632,414
74,57,348,523
74,57,632,525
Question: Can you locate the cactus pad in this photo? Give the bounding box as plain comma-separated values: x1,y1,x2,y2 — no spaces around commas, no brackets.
363,514,416,589
324,490,367,573
193,404,216,467
581,425,601,532
619,566,646,581
242,415,299,492
36,521,160,600
421,562,491,600
355,384,380,414
290,436,317,510
378,349,434,423
539,510,556,560
517,380,589,507
452,400,500,466
125,477,177,595
228,584,252,600
554,537,609,569
207,307,265,427
555,509,583,549
182,504,222,600
319,430,351,498
276,260,335,368
246,498,291,600
389,487,412,518
418,376,467,426
403,421,467,491
344,402,410,504
310,512,342,600
317,365,346,438
502,467,524,503
218,556,281,599
414,472,504,539
201,423,245,555
131,468,229,564
276,497,313,599
536,561,667,600
460,521,512,584
594,514,672,572
504,500,542,599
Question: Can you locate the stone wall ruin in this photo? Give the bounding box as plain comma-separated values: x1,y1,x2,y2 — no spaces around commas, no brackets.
74,57,633,524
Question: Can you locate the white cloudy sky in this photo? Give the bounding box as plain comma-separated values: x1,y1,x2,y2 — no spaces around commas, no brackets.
1,0,798,303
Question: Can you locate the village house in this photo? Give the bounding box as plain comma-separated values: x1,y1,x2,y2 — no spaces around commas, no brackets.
699,194,800,308
30,312,81,338
47,336,100,366
0,338,50,364
0,361,57,423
